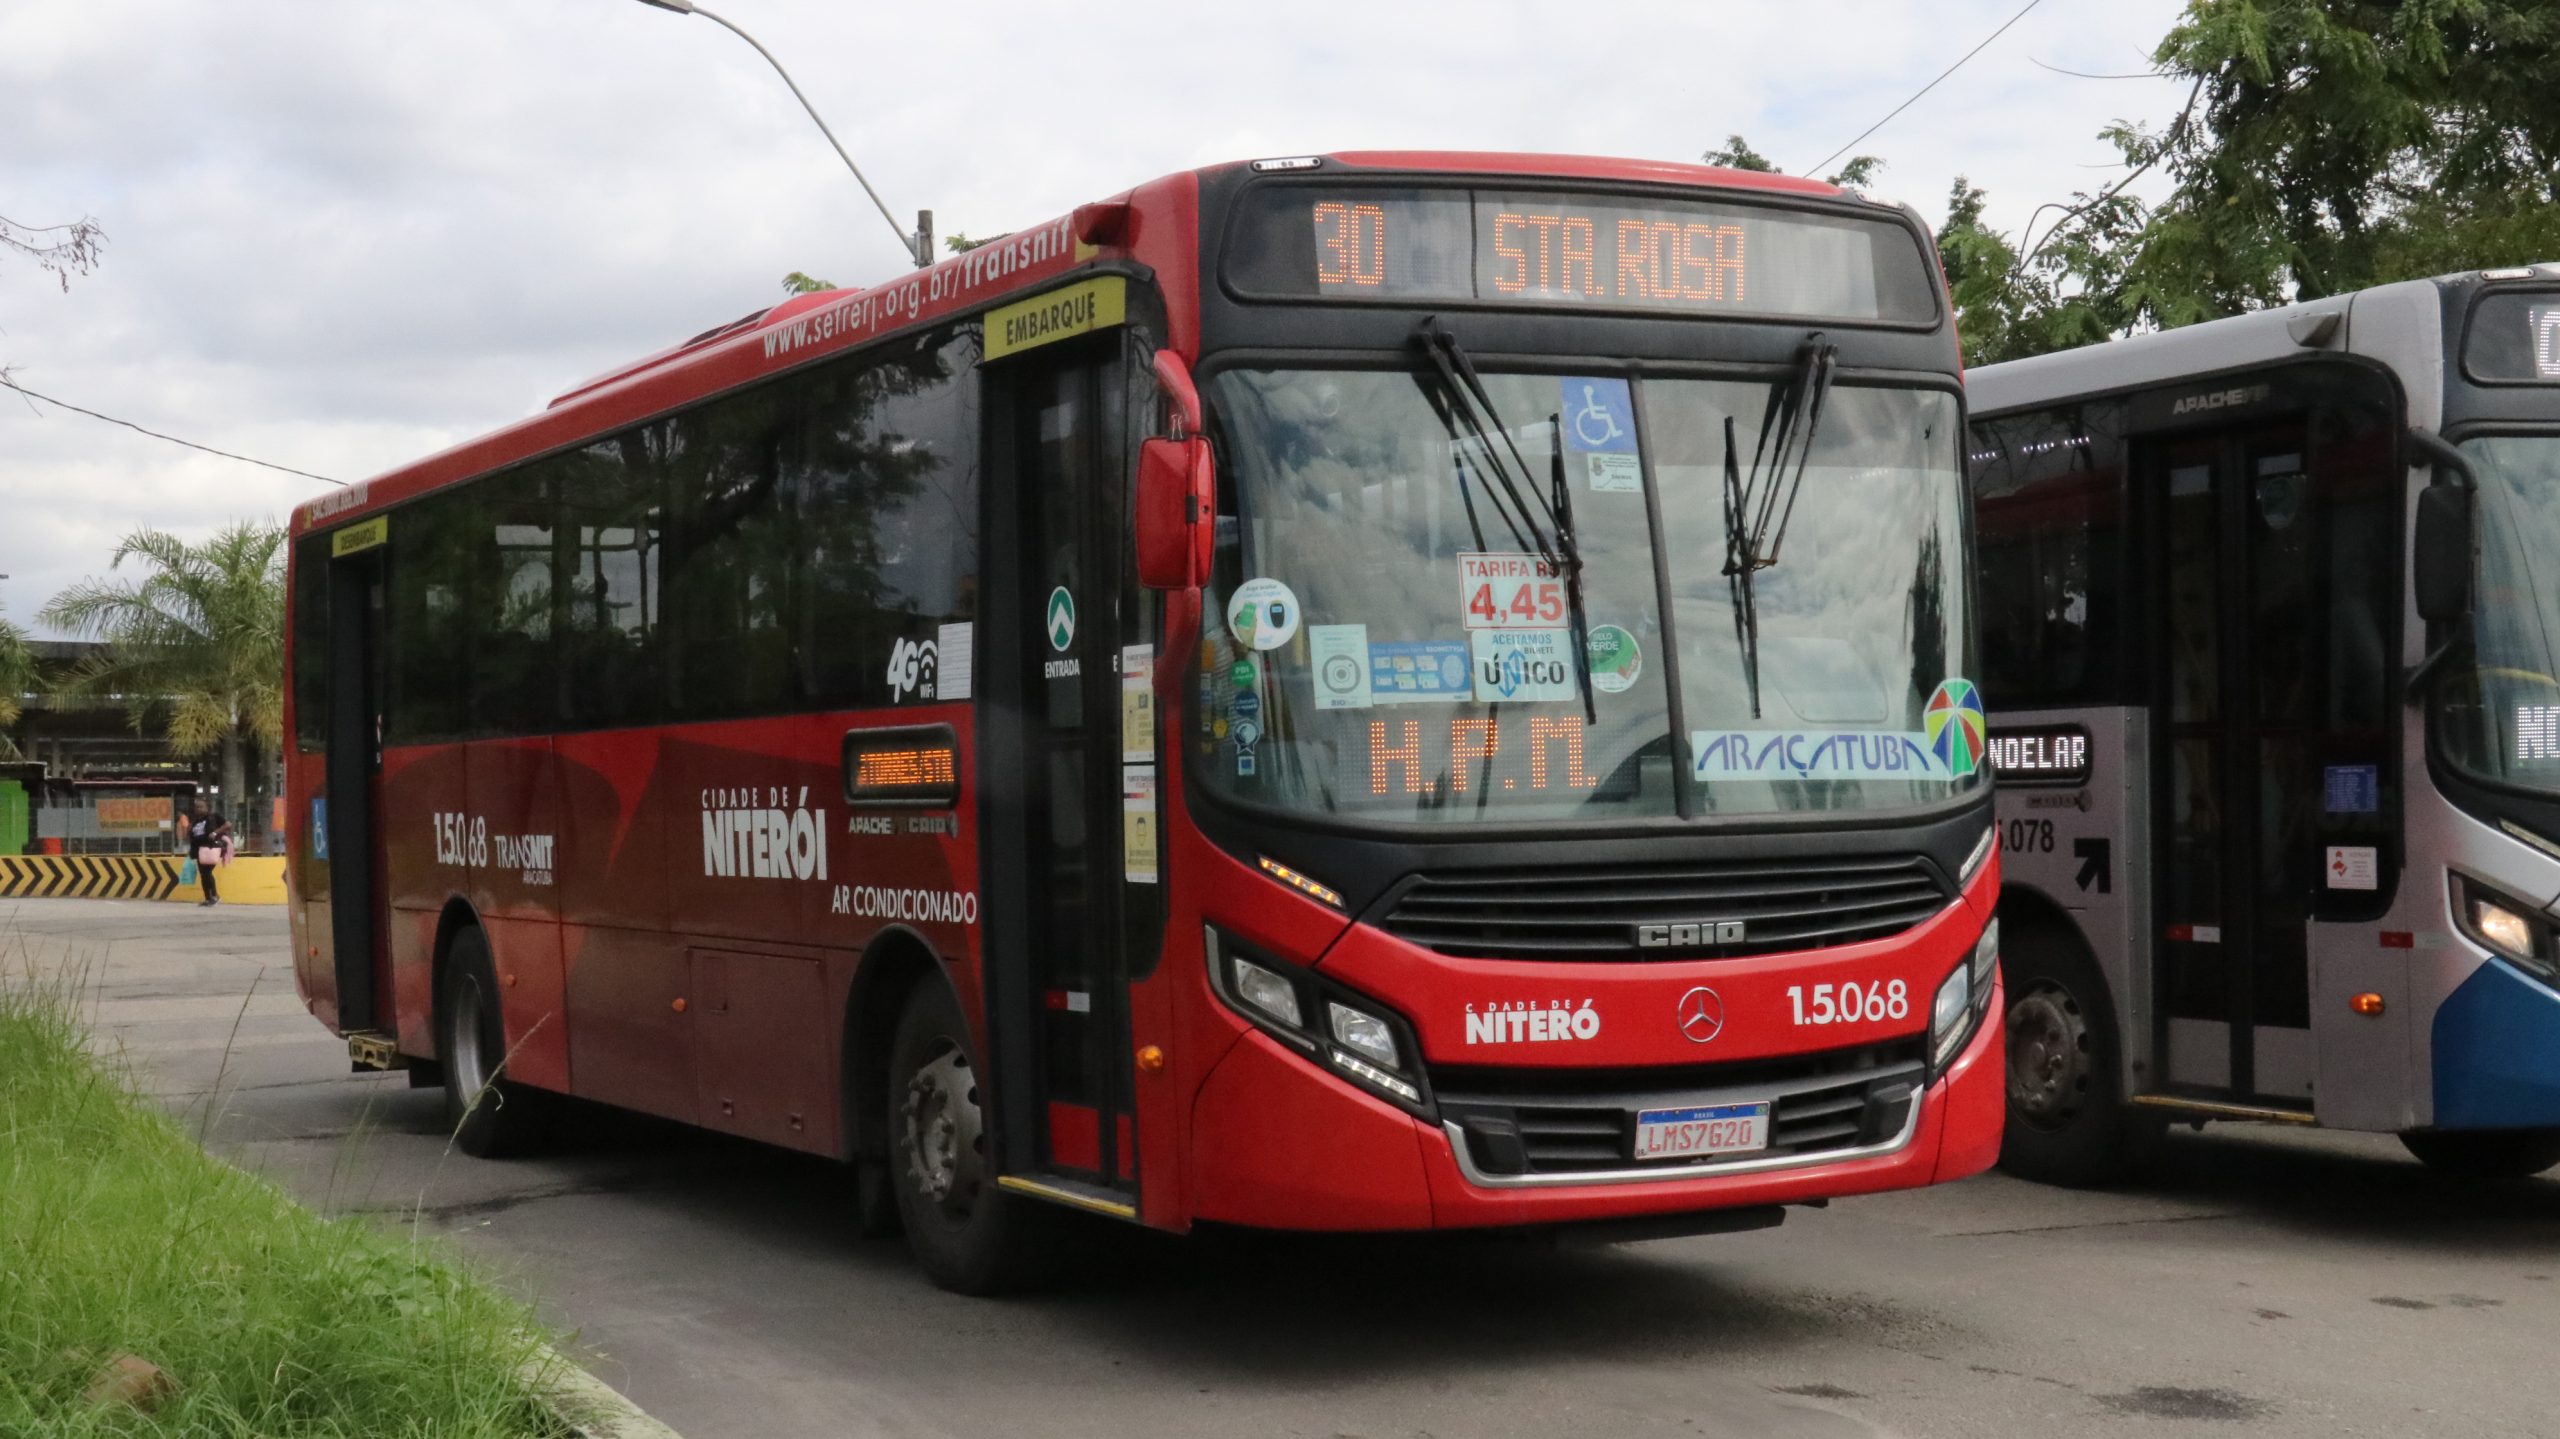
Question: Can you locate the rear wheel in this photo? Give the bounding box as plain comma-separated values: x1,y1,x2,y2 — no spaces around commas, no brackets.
2400,1128,2560,1180
887,983,1058,1293
1999,919,2137,1187
437,926,548,1158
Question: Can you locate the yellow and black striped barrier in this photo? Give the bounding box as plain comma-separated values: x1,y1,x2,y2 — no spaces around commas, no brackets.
0,855,186,901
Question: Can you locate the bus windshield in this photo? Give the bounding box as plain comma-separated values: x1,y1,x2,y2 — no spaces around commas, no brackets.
2438,434,2560,795
1196,366,1980,825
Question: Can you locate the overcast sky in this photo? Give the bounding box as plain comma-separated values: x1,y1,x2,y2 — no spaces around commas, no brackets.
0,0,2189,634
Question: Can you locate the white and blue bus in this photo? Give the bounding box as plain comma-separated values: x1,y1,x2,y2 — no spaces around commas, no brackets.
1968,267,2560,1183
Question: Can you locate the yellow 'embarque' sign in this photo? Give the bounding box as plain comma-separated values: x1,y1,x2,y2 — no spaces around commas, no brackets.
330,516,388,557
984,276,1126,361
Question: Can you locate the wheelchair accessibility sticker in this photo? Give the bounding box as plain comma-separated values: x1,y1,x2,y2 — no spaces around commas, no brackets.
1562,376,1640,493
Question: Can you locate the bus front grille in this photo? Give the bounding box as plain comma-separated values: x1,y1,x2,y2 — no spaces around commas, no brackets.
1375,854,1951,962
1436,1038,1928,1179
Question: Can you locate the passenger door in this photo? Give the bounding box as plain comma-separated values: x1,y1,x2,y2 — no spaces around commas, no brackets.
2144,397,2399,1106
978,327,1155,1212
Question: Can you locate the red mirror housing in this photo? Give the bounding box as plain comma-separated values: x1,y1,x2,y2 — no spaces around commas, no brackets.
1136,435,1213,590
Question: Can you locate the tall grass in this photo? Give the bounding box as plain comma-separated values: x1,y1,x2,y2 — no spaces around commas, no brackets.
0,957,561,1437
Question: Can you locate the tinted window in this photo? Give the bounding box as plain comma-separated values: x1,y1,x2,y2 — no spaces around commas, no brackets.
665,391,802,721
558,435,665,730
798,327,982,706
385,492,473,741
291,534,330,751
472,467,559,734
1969,403,2126,707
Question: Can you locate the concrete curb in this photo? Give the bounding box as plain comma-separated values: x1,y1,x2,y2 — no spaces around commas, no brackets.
533,1344,685,1439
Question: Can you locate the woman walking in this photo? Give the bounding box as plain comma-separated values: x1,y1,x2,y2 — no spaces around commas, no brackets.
185,797,232,906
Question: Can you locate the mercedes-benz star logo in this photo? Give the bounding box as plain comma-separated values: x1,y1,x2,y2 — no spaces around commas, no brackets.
1675,985,1725,1045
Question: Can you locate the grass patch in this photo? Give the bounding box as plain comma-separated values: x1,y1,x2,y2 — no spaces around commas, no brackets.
0,962,562,1437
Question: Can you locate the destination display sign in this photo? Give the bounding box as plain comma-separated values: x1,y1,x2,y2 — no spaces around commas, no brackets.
1987,724,2093,786
1222,186,1939,323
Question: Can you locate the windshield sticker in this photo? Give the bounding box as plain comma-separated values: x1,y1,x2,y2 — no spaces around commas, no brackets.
1460,552,1567,629
1585,624,1642,694
1562,377,1642,493
1228,577,1302,651
1923,679,1988,778
1693,730,1955,782
1311,624,1373,710
1369,639,1471,702
1562,378,1635,453
1472,629,1577,703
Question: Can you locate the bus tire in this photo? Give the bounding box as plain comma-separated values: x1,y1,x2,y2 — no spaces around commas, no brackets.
887,982,1057,1293
1998,920,2135,1187
2400,1128,2560,1180
437,926,549,1158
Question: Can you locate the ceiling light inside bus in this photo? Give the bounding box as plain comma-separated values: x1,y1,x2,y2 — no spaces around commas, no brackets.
1328,1001,1399,1069
1232,957,1302,1028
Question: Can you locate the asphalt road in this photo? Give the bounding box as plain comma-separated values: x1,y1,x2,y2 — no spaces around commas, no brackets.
16,897,2560,1439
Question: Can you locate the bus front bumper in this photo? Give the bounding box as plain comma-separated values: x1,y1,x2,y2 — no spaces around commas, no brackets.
1185,975,2004,1232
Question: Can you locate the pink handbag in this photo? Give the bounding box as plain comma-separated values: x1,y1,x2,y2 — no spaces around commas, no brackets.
197,846,223,866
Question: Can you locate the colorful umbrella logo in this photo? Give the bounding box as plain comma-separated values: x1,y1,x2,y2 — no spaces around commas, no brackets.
1924,679,1986,778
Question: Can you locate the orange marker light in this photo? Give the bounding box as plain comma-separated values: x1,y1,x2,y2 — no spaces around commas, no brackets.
1136,1045,1166,1074
671,997,688,1014
2351,992,2386,1016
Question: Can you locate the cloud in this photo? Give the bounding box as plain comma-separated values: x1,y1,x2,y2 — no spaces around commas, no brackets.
0,0,2191,629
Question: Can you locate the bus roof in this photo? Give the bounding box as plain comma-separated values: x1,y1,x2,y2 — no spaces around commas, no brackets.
1965,265,2560,418
293,151,1871,535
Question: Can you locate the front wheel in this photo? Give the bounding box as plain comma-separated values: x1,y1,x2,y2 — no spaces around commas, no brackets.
2401,1128,2560,1180
887,983,1059,1293
1998,921,2137,1187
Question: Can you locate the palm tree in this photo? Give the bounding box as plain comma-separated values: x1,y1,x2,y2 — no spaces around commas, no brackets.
41,523,285,843
0,608,32,756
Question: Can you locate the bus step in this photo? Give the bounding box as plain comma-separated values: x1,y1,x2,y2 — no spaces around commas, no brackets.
2130,1094,2316,1125
345,1031,406,1072
994,1174,1138,1221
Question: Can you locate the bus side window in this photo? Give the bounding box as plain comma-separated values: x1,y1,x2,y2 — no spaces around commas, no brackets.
1970,403,2127,706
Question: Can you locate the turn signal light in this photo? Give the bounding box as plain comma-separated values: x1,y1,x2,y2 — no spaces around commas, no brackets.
1258,856,1343,909
2351,992,2386,1017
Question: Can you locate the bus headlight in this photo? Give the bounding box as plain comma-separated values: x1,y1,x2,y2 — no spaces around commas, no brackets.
1328,1001,1399,1069
1232,957,1302,1028
1930,965,1972,1067
1933,920,2001,1071
1203,927,1432,1114
2454,876,2555,978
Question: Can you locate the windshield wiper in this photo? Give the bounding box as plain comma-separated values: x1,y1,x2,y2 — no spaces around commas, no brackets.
1721,333,1839,720
1414,319,1597,721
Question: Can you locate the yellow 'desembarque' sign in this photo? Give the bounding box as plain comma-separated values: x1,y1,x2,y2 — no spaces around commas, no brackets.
984,276,1127,361
330,516,388,557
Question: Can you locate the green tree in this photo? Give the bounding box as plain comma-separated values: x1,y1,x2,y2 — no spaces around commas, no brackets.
40,523,286,842
782,271,836,294
0,610,31,755
1702,135,1883,192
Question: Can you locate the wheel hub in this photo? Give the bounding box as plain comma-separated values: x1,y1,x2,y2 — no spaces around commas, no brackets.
2007,983,2089,1127
900,1046,984,1213
449,973,492,1097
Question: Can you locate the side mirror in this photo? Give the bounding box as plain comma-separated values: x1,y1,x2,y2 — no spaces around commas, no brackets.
1136,435,1213,591
2413,482,2474,623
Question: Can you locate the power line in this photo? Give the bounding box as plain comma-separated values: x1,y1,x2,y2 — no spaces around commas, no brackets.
0,377,344,486
1805,0,2050,176
2030,55,2168,81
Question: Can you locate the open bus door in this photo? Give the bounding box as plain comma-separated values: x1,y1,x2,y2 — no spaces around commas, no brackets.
324,534,393,1044
976,313,1156,1222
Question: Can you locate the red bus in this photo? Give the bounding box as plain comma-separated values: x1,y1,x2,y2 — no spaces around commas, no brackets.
285,151,2004,1291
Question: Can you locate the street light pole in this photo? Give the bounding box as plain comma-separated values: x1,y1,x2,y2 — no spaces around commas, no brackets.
630,0,931,268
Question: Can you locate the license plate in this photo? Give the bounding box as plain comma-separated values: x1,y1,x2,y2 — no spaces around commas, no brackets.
1633,1102,1771,1162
